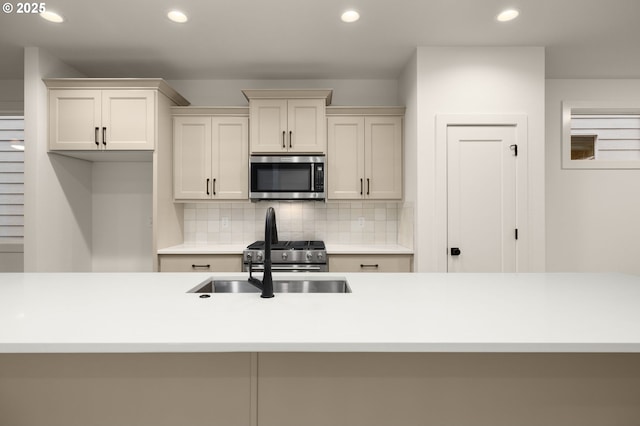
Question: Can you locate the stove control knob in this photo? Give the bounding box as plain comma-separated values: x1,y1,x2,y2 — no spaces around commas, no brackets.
256,252,263,261
317,252,324,260
306,251,313,260
281,252,288,260
246,253,253,261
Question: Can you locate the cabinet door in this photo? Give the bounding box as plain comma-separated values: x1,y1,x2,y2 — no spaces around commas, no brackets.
49,89,102,150
327,116,365,199
288,99,326,153
101,90,155,150
174,116,212,200
365,116,403,199
249,99,288,153
212,117,249,199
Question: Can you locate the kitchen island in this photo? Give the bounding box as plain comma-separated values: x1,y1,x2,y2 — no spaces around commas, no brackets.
1,272,640,425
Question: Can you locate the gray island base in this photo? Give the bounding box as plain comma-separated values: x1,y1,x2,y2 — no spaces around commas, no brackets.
1,352,640,425
2,272,640,425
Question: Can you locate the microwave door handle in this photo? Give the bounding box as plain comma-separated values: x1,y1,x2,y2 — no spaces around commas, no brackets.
310,164,314,190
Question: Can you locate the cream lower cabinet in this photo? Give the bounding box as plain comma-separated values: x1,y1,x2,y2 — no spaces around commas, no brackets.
173,115,248,200
47,88,155,151
158,254,243,272
327,115,403,200
328,254,413,272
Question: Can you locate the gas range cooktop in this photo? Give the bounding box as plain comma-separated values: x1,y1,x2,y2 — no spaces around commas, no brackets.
246,240,326,251
243,240,327,271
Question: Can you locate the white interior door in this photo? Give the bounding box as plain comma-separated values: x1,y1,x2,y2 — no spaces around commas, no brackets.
447,125,517,272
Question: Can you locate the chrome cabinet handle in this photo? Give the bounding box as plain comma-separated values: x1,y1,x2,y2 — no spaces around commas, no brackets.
95,127,99,147
360,178,363,195
282,131,286,149
206,178,210,195
102,127,107,146
367,178,370,195
213,178,216,195
289,130,292,148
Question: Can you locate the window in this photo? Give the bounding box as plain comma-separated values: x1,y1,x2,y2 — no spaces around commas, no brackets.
570,134,596,160
562,101,640,169
0,116,24,242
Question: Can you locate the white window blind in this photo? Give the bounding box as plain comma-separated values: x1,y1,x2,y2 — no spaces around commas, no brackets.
0,116,24,241
572,114,640,160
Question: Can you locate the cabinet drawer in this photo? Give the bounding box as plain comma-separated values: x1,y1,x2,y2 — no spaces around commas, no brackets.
159,254,242,272
328,254,412,273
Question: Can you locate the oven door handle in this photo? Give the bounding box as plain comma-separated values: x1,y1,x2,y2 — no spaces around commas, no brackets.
247,264,326,272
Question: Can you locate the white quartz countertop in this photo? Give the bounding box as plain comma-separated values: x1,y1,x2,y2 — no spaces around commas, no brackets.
1,272,639,353
158,243,413,255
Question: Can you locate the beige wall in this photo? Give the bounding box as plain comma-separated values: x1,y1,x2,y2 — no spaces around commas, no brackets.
166,78,399,106
0,79,23,113
23,47,91,272
398,51,418,250
546,79,640,274
401,46,546,272
92,162,153,272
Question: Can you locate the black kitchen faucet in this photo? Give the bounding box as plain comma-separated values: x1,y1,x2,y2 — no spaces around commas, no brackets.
247,207,277,298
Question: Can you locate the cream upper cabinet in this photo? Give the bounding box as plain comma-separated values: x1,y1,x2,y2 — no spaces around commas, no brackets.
48,89,155,151
328,113,403,200
366,116,403,199
327,116,365,199
174,114,248,201
287,99,326,153
173,116,211,200
248,99,288,153
249,98,325,154
243,89,332,154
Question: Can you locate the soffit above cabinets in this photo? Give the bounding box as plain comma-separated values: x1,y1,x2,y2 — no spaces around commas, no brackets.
171,106,249,117
326,106,405,116
242,89,333,106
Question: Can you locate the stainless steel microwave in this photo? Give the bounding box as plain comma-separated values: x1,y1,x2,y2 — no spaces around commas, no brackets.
249,155,325,200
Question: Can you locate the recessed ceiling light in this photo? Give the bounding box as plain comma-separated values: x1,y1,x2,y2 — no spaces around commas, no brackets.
167,10,188,23
341,10,360,23
496,9,519,22
40,11,64,23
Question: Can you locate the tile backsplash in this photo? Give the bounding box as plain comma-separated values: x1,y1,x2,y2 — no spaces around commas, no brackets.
183,201,413,246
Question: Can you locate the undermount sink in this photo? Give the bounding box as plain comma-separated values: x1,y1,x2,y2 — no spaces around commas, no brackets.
188,278,351,294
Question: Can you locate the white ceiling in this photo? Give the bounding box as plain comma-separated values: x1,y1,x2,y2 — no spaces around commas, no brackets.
1,0,640,80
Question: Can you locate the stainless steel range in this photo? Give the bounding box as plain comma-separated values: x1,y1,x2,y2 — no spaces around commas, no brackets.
243,240,327,273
